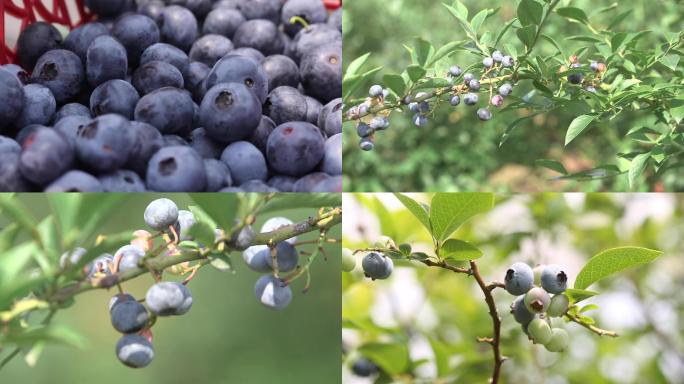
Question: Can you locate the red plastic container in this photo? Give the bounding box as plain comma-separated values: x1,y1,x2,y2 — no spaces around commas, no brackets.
1,0,341,65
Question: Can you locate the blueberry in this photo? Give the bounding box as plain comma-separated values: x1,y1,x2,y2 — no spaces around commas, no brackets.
247,115,276,154
167,0,212,19
176,210,197,241
369,117,389,130
321,134,342,176
544,328,569,352
492,51,504,62
137,0,166,25
477,108,492,121
304,96,323,125
281,0,327,36
185,61,210,102
463,93,479,105
0,137,21,154
352,358,379,377
449,65,462,77
111,299,148,334
267,175,297,192
362,252,393,280
504,262,534,295
230,224,254,251
318,98,342,136
109,292,135,312
134,87,195,134
163,135,189,147
202,8,245,38
528,317,552,345
204,158,233,192
233,19,284,56
146,146,207,191
15,84,56,128
115,334,154,368
418,100,430,113
125,121,163,175
264,241,299,272
200,83,263,143
133,60,184,95
501,56,514,68
243,245,271,272
412,114,427,127
547,294,570,317
111,14,160,65
469,79,481,90
45,170,103,192
328,9,342,32
262,55,300,92
230,47,266,63
63,22,110,63
267,122,325,177
408,102,419,113
463,73,474,83
483,57,494,68
254,275,292,310
86,253,114,278
32,50,85,104
160,6,199,52
292,172,330,192
511,295,535,325
590,61,599,72
53,103,92,123
85,35,128,88
310,175,342,192
540,264,568,294
19,127,74,185
205,54,269,103
144,198,178,230
358,102,370,115
16,22,63,70
237,0,281,22
1,64,30,85
220,141,268,184
359,137,375,151
99,170,146,192
490,95,504,107
90,80,140,119
85,0,129,17
189,34,235,68
291,24,341,64
140,43,190,77
187,128,222,159
299,42,341,103
75,114,133,173
498,83,513,97
450,95,461,106
145,281,192,316
524,287,551,313
567,63,584,84
264,86,307,125
0,153,33,192
261,217,296,244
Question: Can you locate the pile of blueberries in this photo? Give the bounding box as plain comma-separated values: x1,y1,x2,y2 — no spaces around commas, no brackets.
58,197,306,367
351,50,516,151
0,0,342,192
505,262,571,352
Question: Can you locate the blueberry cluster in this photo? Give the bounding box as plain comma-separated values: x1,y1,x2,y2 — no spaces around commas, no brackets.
0,0,342,192
505,262,571,352
350,50,517,151
561,55,606,93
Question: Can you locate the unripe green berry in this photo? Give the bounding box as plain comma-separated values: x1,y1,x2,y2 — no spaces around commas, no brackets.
547,294,570,317
524,287,550,313
373,235,394,249
528,317,552,344
544,328,569,352
342,248,356,272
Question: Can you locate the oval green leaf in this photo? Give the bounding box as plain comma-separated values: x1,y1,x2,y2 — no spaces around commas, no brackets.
574,246,663,290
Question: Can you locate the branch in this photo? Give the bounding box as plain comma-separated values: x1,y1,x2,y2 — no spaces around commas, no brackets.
565,313,618,337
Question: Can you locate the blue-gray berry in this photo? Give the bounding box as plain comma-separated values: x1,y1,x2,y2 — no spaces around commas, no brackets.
412,114,427,127
492,50,503,62
449,65,462,77
450,95,460,106
463,93,479,106
568,63,583,84
111,300,149,334
477,108,492,121
498,83,513,96
590,61,599,72
504,262,534,295
362,252,393,280
408,102,419,113
540,264,568,294
418,101,430,114
511,295,535,325
358,102,370,115
59,247,86,268
116,334,154,368
501,56,514,67
177,210,196,241
242,245,271,272
463,73,474,83
483,57,494,68
145,281,193,316
254,275,292,310
116,244,145,273
231,224,255,251
264,241,299,272
369,84,383,97
359,137,374,151
261,217,297,244
585,86,596,93
109,293,135,312
144,198,178,231
469,79,481,90
357,122,373,138
369,116,389,130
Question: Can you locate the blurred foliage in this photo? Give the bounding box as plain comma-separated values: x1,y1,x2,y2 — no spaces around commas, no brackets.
342,193,684,383
343,0,684,192
0,193,341,384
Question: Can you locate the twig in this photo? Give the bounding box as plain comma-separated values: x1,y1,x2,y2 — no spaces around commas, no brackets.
565,313,618,337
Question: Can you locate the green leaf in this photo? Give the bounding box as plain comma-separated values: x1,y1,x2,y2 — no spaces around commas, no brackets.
358,342,409,375
440,239,482,261
4,324,88,349
470,9,489,34
189,194,238,233
535,159,568,175
429,193,494,242
408,252,430,261
564,288,599,303
0,242,38,291
659,54,680,71
580,304,599,313
427,41,462,67
429,337,449,377
208,252,233,272
260,193,341,213
406,65,427,82
448,0,468,20
393,194,431,234
0,223,20,252
516,25,537,49
518,0,543,26
383,74,406,97
628,153,650,189
346,52,371,76
0,195,38,239
556,7,589,24
574,247,663,290
411,37,434,67
67,195,128,246
47,194,81,242
565,114,598,145
187,221,216,248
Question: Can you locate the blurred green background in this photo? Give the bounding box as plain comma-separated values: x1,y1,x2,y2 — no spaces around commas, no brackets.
1,194,341,384
343,193,684,383
343,0,684,192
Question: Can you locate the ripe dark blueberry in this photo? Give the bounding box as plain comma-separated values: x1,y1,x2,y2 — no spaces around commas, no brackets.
292,172,330,192
144,198,178,230
464,93,479,105
262,55,300,92
492,50,503,62
53,103,92,123
109,293,135,312
188,128,223,159
264,241,299,272
99,170,146,192
146,146,207,191
160,5,199,52
243,245,270,272
54,116,90,146
408,102,419,113
185,61,210,102
85,0,129,17
16,22,63,70
418,101,430,113
498,83,513,96
254,275,292,310
0,136,21,154
369,116,389,130
1,64,30,85
15,84,56,128
32,49,85,104
86,35,128,88
463,73,474,83
63,22,109,63
239,179,278,192
477,108,492,121
19,127,74,185
168,0,212,19
146,281,193,316
483,57,494,68
590,61,599,72
75,114,133,174
502,56,514,67
321,134,342,176
202,7,246,38
291,24,341,64
329,8,342,31
115,334,154,368
311,175,342,192
247,115,276,154
0,152,34,192
133,61,185,95
268,175,297,192
112,14,160,65
205,54,269,103
450,95,461,106
90,80,140,119
362,252,393,280
220,141,269,185
134,87,195,134
413,114,428,127
267,122,325,177
137,0,165,25
238,0,282,22
299,42,342,103
318,98,342,136
281,0,327,37
45,170,103,192
304,96,323,125
189,34,235,68
504,262,534,295
352,358,379,377
200,83,263,143
264,86,308,125
230,47,266,63
469,79,481,90
233,19,284,56
140,43,190,78
449,65,462,77
176,209,197,241
357,123,373,138
204,158,233,192
568,63,584,84
511,296,535,325
163,135,189,147
125,121,164,175
540,264,568,294
111,300,149,334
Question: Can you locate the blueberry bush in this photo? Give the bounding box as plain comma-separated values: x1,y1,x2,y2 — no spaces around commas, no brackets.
341,193,683,383
0,193,341,374
343,0,684,192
